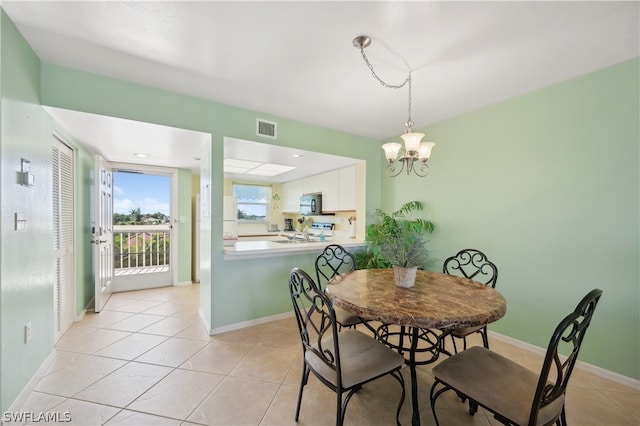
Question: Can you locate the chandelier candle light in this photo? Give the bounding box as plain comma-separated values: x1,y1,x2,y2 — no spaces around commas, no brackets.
352,35,435,177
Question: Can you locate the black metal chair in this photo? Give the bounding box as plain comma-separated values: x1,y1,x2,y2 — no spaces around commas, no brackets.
430,288,603,426
315,244,363,329
443,248,498,352
289,268,406,426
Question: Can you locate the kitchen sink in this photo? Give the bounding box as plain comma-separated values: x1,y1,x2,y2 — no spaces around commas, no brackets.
272,238,330,244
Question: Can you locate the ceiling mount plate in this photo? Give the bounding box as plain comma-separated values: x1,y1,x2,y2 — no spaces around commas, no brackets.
352,35,371,49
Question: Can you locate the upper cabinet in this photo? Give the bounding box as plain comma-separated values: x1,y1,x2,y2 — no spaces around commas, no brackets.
305,170,340,211
281,179,303,213
281,165,357,213
338,165,356,211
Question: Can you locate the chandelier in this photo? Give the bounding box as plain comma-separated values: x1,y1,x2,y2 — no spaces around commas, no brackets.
352,35,435,177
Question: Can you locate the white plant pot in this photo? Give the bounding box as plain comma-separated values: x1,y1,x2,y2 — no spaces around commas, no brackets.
393,265,418,288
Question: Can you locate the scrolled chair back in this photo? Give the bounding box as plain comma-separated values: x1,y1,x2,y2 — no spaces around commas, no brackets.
529,288,602,424
289,267,342,378
443,248,498,287
315,244,357,287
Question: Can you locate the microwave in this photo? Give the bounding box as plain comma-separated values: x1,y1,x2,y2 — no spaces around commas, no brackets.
300,193,322,216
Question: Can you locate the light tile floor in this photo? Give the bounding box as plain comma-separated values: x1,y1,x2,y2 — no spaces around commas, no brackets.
8,284,639,426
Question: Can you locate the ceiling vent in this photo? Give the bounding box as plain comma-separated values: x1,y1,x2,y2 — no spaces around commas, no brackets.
256,119,277,139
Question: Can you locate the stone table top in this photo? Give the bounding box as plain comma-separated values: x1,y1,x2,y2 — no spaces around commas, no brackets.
326,269,507,330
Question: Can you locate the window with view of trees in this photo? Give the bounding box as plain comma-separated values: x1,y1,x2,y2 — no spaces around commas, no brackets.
113,208,169,225
233,183,271,222
113,171,172,271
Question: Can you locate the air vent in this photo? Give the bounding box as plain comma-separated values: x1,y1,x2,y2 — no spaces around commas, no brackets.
256,119,277,139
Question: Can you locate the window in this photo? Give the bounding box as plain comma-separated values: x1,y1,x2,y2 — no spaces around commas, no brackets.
233,183,271,223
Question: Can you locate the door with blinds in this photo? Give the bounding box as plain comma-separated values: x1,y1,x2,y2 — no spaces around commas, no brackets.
53,137,75,342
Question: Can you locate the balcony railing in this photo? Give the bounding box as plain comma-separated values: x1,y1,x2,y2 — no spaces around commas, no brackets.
114,225,170,275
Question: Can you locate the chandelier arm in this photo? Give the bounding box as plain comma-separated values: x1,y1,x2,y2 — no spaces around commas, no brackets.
385,161,406,177
412,160,430,177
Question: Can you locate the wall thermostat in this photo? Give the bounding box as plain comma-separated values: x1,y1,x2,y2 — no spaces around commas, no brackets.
21,159,34,187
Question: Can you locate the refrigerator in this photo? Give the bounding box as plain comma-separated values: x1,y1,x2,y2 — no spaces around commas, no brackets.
193,194,201,283
223,196,238,245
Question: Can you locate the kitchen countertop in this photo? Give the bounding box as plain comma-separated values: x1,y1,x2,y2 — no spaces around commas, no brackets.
223,236,366,259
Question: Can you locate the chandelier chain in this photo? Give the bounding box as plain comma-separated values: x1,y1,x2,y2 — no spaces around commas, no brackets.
358,46,413,129
407,77,413,128
358,47,411,90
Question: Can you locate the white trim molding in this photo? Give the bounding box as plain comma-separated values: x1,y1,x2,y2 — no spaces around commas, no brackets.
6,351,57,414
489,331,640,390
210,311,295,335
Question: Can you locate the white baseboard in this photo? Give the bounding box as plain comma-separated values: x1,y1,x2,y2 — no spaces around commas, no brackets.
489,331,640,390
209,311,295,335
174,281,193,287
198,308,211,334
6,350,57,413
74,309,86,322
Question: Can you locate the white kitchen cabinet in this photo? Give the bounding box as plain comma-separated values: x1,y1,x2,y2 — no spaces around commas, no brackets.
282,179,303,213
317,170,340,211
338,165,356,211
302,173,321,195
282,165,356,213
303,170,339,211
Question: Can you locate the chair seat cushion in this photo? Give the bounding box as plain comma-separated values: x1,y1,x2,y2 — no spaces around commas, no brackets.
306,329,405,389
335,307,362,327
432,346,564,426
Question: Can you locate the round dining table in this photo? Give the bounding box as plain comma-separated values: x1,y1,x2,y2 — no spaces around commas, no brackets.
326,268,507,426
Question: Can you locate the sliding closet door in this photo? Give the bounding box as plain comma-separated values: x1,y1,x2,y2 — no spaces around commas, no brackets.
53,137,75,342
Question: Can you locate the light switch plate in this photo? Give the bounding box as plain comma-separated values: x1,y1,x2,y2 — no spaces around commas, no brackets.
15,212,27,230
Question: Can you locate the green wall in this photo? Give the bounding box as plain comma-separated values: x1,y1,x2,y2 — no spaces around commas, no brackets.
382,58,640,379
0,10,54,411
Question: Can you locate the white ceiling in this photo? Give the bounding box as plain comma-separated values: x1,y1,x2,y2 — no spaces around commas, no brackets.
4,1,639,177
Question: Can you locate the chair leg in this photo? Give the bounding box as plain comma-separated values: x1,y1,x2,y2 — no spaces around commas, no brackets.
558,405,567,426
336,390,344,426
451,334,459,354
339,388,360,426
389,370,406,426
430,379,453,426
480,326,489,349
295,363,310,421
451,335,468,403
468,399,478,416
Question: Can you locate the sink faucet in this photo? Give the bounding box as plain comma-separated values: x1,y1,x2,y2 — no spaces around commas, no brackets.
290,231,309,241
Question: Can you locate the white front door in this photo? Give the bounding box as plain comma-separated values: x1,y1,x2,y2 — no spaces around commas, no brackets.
93,155,114,312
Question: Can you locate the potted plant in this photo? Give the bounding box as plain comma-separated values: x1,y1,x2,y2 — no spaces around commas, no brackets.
362,201,434,287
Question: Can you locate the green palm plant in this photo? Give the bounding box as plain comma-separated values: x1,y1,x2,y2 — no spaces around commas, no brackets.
359,201,434,269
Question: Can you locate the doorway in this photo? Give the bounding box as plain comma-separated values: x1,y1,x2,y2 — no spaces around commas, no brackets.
111,165,178,291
